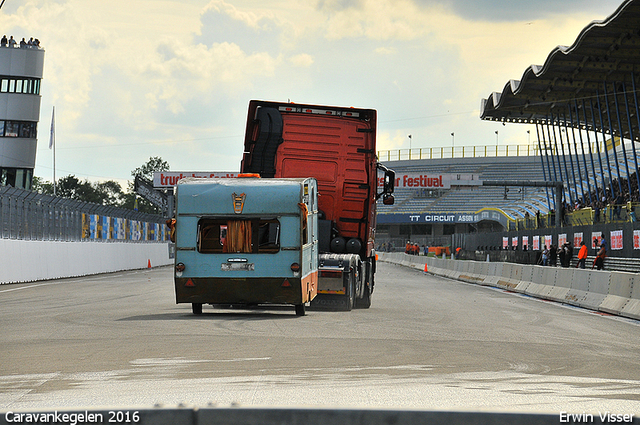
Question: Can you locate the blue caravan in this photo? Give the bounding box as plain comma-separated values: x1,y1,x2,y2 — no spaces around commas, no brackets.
171,177,318,316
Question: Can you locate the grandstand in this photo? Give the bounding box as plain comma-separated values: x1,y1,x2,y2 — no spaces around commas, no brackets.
374,148,549,247
378,152,553,216
375,138,640,251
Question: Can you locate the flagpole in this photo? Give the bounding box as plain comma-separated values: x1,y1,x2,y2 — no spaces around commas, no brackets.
50,106,56,195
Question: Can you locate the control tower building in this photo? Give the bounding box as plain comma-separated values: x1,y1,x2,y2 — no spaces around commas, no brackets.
0,39,44,190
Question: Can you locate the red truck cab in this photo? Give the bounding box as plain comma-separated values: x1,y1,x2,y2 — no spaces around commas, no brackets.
241,100,395,310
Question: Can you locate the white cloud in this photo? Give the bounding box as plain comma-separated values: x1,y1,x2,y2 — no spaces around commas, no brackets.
289,53,314,67
320,0,429,41
202,0,277,30
0,0,619,184
375,46,396,55
377,130,413,152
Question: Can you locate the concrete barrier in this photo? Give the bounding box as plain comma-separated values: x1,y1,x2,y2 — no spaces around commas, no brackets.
482,262,502,287
459,260,485,284
505,262,523,290
563,269,596,308
495,262,524,290
621,274,640,320
525,266,554,299
513,264,533,294
577,269,609,310
546,267,571,303
378,253,640,321
449,259,464,280
600,271,635,315
494,262,512,290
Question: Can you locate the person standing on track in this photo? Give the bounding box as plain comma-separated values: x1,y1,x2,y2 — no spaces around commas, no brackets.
576,241,588,269
593,239,607,270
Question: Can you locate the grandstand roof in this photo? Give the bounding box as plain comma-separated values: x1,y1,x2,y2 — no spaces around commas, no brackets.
480,0,640,140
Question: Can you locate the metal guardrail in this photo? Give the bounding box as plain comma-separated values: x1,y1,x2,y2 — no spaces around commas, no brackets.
0,186,167,242
377,141,606,162
378,144,538,161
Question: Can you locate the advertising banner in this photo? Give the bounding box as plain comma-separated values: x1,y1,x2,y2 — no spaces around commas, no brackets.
378,172,482,189
82,214,90,239
90,215,99,239
153,172,239,188
101,216,110,240
573,232,583,247
634,230,640,250
611,230,623,250
522,235,529,249
130,221,141,241
558,233,567,246
378,209,507,226
591,231,602,249
114,218,126,240
533,235,540,251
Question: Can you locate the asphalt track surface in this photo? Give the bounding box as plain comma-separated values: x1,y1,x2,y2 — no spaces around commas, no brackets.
1,262,639,415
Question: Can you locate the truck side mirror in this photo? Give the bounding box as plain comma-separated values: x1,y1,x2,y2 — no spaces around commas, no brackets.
376,163,395,201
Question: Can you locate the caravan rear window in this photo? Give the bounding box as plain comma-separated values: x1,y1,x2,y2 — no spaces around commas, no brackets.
197,218,280,254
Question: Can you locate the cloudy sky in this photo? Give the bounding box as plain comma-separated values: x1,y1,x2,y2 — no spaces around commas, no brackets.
0,0,626,186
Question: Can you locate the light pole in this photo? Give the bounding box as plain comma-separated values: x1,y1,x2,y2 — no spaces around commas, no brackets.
451,132,455,157
408,134,412,159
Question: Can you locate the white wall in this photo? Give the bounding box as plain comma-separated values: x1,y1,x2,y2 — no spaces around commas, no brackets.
0,239,172,284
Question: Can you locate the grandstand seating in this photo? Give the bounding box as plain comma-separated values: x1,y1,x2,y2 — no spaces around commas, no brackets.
378,155,549,219
378,144,640,220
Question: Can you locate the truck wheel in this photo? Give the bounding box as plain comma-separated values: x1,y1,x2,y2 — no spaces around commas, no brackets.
356,282,371,309
355,262,373,309
192,303,203,315
345,272,355,311
295,304,306,316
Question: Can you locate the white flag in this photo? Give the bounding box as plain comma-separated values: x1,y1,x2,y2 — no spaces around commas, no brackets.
49,106,55,149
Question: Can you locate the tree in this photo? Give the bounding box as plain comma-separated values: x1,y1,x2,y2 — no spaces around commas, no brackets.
131,156,169,181
95,180,125,206
33,174,126,206
123,156,171,214
32,156,170,214
31,175,54,194
56,175,94,201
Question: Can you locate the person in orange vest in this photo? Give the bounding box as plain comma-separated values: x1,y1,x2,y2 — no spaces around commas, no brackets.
405,241,411,254
576,241,588,269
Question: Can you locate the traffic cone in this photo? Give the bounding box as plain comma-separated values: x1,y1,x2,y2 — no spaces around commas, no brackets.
147,259,152,269
423,263,428,273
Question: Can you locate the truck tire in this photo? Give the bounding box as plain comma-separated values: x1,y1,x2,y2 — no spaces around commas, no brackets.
355,282,371,309
345,268,355,311
295,304,306,316
192,303,203,315
355,258,372,309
